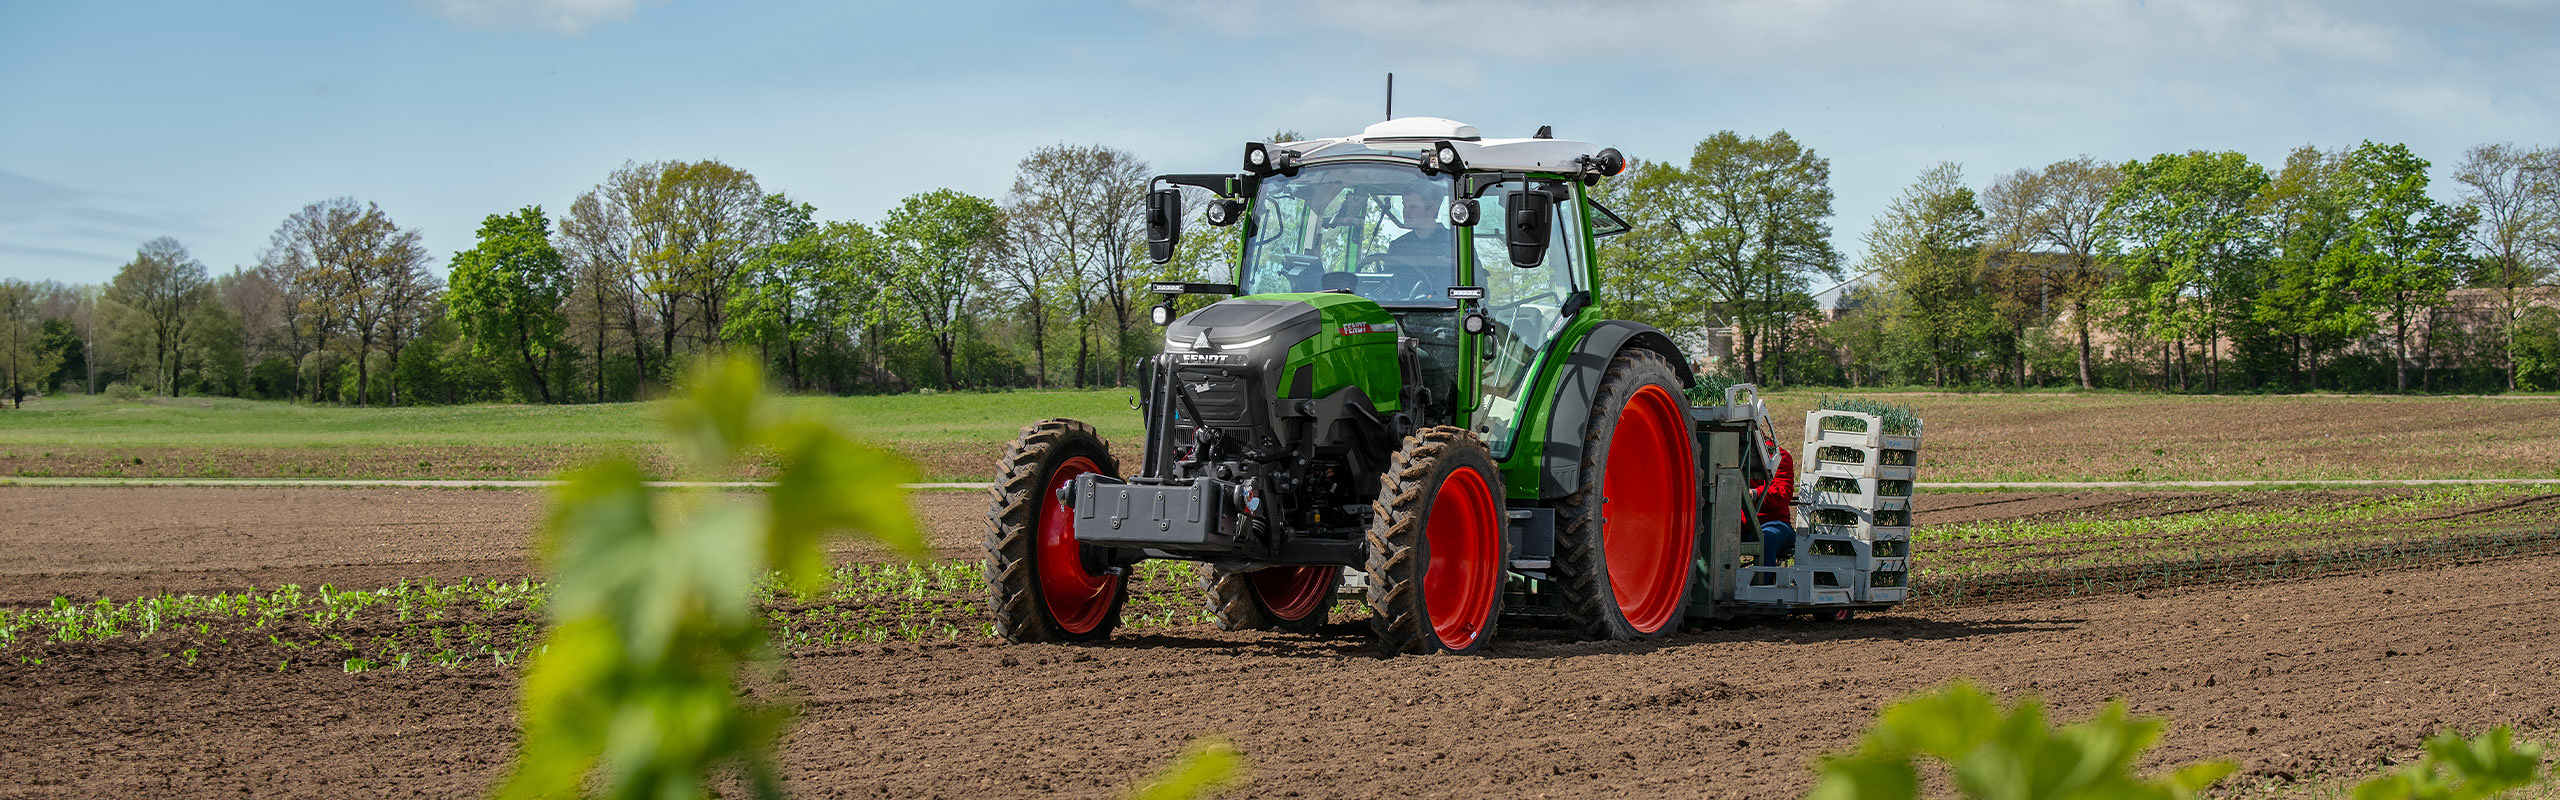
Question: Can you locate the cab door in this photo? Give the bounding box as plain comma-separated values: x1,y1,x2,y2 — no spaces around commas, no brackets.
1467,181,1588,460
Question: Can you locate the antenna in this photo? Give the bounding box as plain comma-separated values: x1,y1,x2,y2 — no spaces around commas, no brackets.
1385,73,1393,120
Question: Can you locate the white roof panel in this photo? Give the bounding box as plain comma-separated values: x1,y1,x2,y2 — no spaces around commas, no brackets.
1280,118,1605,174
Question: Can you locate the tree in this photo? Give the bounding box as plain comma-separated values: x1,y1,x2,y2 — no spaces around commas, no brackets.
103,237,210,396
2337,141,2472,391
2253,146,2368,391
257,198,427,405
1982,156,2122,388
1867,163,1990,387
882,189,1004,389
1,280,64,408
655,160,765,352
725,194,840,390
450,206,572,403
1006,144,1151,388
1618,131,1841,384
2453,143,2560,390
560,185,641,400
2098,151,2270,392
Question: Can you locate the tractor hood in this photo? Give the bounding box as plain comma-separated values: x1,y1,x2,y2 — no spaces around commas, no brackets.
1165,299,1323,352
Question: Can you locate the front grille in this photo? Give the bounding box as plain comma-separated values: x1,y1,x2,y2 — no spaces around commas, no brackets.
1174,367,1254,427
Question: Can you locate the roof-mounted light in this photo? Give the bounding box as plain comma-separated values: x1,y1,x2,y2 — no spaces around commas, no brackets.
1424,140,1465,175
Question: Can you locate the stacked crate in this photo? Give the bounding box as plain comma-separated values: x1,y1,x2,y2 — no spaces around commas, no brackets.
1794,409,1920,604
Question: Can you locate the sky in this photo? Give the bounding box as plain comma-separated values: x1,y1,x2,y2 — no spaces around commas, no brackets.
3,0,2555,299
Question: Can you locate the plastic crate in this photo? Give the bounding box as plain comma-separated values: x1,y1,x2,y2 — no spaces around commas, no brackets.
1799,501,1912,532
1804,410,1923,451
1799,474,1916,509
1802,443,1919,482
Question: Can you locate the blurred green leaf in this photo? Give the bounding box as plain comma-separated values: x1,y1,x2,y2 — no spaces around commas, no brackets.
2352,727,2546,800
501,357,920,800
1130,737,1246,800
1812,682,2235,800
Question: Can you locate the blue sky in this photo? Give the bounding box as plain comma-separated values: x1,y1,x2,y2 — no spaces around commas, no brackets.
4,0,2555,294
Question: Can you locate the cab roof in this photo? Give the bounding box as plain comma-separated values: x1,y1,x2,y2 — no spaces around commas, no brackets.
1278,117,1605,174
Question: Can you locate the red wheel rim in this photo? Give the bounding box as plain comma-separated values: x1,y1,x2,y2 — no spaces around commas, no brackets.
1601,383,1697,634
1422,466,1499,650
1035,456,1119,634
1249,566,1336,622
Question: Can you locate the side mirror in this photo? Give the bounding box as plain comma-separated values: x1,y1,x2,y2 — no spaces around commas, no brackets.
1145,188,1182,264
1504,188,1553,268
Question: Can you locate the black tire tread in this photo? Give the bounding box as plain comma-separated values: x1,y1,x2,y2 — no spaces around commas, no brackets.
1363,425,1502,655
984,418,1124,643
1552,349,1696,641
1203,567,1331,633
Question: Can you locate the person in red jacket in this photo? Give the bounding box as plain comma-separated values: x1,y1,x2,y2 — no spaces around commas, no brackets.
1750,436,1797,567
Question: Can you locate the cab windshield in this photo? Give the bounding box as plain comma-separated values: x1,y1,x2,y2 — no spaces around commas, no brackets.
1240,163,1455,308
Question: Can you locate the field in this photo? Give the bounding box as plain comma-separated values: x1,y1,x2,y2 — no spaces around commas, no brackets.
3,393,2558,797
7,391,2560,482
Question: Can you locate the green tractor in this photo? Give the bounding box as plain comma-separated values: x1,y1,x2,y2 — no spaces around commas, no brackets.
985,118,1888,654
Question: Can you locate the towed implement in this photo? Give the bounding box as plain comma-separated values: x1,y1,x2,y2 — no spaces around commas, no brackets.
987,118,1912,654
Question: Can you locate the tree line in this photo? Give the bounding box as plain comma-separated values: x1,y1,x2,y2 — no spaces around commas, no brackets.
4,135,2557,408
1597,136,2560,393
0,144,1226,406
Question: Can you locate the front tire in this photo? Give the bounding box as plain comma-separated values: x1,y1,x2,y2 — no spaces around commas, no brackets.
1364,426,1505,655
1554,349,1699,640
986,419,1127,643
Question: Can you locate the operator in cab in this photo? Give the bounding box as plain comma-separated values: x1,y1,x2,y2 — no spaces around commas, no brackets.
1377,188,1454,302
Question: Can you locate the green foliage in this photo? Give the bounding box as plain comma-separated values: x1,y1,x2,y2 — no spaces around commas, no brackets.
881,189,1005,389
105,381,142,401
2098,151,2271,392
2514,307,2560,391
1869,163,1996,388
2337,141,2476,390
1810,682,2235,800
499,357,921,800
447,206,571,403
2351,728,2546,800
1605,132,1840,386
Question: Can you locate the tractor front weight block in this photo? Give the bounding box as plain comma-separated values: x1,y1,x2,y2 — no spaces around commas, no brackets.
1070,474,1242,551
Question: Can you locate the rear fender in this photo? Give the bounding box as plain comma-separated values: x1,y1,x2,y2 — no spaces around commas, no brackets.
1533,320,1694,499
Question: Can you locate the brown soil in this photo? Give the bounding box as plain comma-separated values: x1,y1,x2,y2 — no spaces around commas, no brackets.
13,396,2560,484
0,486,992,605
5,554,2555,798
1761,394,2560,483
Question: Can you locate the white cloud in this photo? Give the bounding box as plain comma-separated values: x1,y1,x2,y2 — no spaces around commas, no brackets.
421,0,664,35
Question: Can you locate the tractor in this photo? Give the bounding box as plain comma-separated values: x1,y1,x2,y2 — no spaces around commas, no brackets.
985,118,1906,655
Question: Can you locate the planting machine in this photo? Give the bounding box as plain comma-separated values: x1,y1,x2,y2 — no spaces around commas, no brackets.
986,119,1917,654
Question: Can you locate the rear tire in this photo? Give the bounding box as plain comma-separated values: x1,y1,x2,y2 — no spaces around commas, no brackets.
1205,566,1339,633
1554,349,1699,640
986,419,1127,643
1364,426,1505,655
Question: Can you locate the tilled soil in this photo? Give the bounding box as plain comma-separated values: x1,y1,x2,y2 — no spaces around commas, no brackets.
6,556,2556,798
2,485,2529,604
0,487,2314,586
0,487,988,604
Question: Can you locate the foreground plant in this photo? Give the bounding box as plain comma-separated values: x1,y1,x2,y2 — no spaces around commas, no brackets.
494,358,1243,799
1812,682,2547,800
499,358,921,800
1810,682,2233,800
